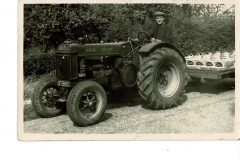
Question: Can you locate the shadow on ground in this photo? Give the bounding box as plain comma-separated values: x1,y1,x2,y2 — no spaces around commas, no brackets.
24,88,144,122
72,112,113,127
186,78,235,94
141,94,188,110
106,88,143,109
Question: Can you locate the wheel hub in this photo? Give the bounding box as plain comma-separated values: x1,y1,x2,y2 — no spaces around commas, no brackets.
46,94,53,101
84,97,95,107
41,87,60,110
80,92,98,113
159,73,168,86
156,62,180,97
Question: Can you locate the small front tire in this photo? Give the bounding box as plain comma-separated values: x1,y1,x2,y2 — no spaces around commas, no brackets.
31,80,65,117
67,81,107,126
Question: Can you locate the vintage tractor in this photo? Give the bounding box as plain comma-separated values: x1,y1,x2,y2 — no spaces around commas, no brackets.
31,31,187,126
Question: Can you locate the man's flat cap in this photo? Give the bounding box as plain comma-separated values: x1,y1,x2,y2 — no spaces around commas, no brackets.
153,12,165,17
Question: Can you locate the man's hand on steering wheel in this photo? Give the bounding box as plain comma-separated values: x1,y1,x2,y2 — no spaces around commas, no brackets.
138,31,152,41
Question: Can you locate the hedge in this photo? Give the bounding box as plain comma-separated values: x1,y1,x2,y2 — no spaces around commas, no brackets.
24,52,55,76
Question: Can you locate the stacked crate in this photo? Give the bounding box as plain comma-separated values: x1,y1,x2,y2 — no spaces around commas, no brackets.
185,51,235,70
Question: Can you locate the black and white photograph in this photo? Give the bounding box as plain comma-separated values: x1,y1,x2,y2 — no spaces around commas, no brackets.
18,0,239,140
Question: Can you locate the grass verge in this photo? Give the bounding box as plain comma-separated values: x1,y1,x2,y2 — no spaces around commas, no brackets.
23,71,57,121
24,70,56,100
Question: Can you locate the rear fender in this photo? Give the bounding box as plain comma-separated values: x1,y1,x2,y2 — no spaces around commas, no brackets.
138,42,186,63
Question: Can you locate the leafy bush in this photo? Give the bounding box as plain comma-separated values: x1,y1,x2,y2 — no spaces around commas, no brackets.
24,4,235,54
23,4,235,76
24,50,56,76
169,5,235,55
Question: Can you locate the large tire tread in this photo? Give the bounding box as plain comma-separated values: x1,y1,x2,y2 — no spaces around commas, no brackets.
138,47,187,110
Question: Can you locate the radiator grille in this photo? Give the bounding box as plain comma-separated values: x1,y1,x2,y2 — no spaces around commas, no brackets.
56,55,70,79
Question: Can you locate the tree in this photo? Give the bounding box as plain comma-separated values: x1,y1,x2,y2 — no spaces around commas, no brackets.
24,4,235,54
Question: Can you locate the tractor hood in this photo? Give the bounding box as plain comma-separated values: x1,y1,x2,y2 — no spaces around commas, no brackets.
57,41,130,56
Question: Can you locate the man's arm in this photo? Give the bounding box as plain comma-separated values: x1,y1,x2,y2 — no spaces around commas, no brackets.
139,27,156,40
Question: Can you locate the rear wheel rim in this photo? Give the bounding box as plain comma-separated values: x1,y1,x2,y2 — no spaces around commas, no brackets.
156,62,180,97
41,86,58,111
79,91,101,118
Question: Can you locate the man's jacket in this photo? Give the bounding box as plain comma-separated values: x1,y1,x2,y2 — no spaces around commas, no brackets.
149,23,173,43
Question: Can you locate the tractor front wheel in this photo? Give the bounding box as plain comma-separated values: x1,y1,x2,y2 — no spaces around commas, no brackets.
137,47,187,109
67,81,107,126
31,80,65,117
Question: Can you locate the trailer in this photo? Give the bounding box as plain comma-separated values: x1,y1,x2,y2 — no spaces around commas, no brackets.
187,66,235,80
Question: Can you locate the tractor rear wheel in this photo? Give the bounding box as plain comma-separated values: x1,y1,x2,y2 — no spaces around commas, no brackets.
137,47,187,109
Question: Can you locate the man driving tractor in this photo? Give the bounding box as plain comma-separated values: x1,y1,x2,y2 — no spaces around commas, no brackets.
142,11,173,43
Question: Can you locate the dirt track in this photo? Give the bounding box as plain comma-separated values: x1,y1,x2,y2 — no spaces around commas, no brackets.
24,78,235,134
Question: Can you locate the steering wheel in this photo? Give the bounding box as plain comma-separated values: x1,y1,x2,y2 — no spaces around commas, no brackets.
138,31,152,40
